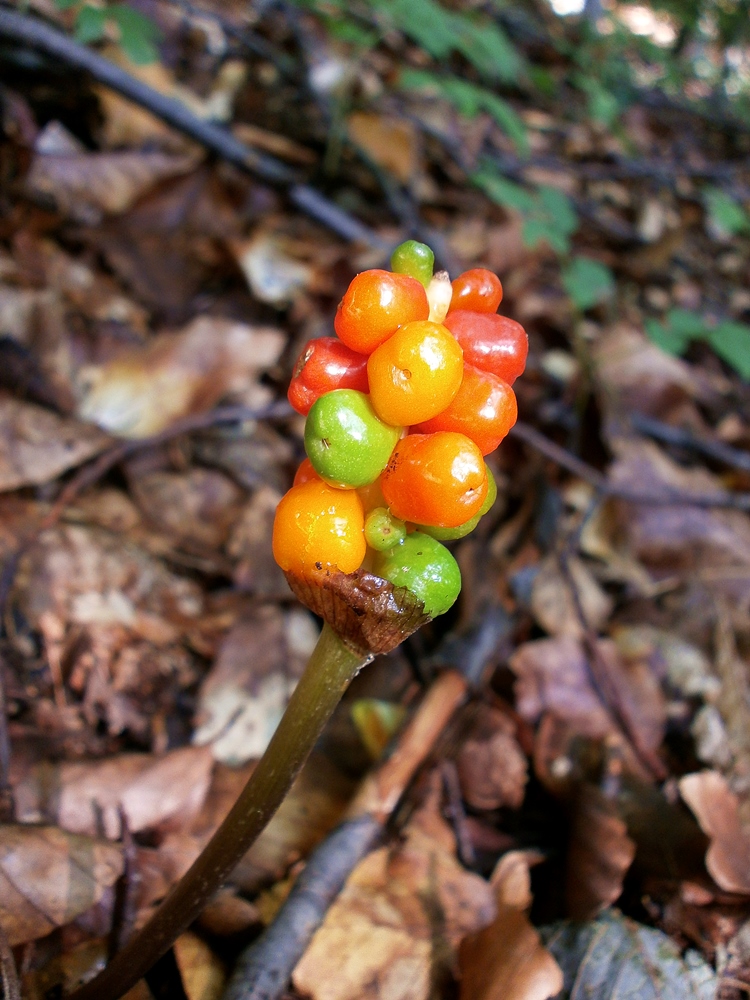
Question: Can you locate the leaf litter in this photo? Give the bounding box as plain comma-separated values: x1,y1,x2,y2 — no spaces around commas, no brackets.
1,2,750,997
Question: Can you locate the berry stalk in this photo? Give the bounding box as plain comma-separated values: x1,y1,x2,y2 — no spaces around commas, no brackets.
68,624,369,1000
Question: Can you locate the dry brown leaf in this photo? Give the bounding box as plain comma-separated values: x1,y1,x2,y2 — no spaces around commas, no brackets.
458,851,563,1000
680,771,750,895
456,704,528,811
0,396,110,493
0,824,122,945
530,555,613,639
566,783,636,920
231,231,316,306
26,122,199,224
76,316,284,437
14,745,214,839
347,112,420,185
174,931,226,1000
292,782,495,1000
510,635,666,760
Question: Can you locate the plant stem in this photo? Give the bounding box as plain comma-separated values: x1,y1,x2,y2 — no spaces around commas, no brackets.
68,623,370,1000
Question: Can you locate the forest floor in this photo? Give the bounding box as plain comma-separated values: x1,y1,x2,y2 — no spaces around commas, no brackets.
1,1,750,998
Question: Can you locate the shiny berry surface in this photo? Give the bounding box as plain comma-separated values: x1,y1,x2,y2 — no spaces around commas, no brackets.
334,270,429,355
293,457,322,486
381,431,488,528
390,240,434,288
414,364,517,456
367,320,463,427
305,389,401,489
372,532,461,618
272,480,365,576
364,507,407,551
288,337,369,416
418,464,497,540
450,268,503,314
443,310,528,385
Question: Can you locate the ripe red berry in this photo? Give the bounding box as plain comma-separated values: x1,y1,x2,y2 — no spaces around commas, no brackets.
443,310,528,385
450,268,503,313
288,337,369,416
414,365,517,456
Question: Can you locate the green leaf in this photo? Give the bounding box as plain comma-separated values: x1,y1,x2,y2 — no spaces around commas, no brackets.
576,75,621,127
110,4,161,64
523,218,569,254
53,0,81,9
538,185,578,239
562,257,615,311
471,167,536,214
707,321,750,379
74,5,107,44
703,187,750,236
667,308,709,338
644,309,705,355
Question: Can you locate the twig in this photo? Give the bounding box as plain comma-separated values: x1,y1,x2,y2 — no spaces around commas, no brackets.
0,5,390,251
222,669,470,1000
0,924,20,1000
0,651,14,823
630,413,750,475
510,420,750,511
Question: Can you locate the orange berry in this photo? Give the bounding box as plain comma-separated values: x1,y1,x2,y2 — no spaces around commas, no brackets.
272,481,365,576
381,432,488,528
293,457,322,486
367,320,463,426
414,365,517,456
450,268,503,313
334,270,429,354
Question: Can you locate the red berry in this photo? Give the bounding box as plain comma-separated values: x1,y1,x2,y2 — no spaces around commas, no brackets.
450,268,503,313
288,337,369,416
414,365,517,456
334,270,429,354
443,310,528,385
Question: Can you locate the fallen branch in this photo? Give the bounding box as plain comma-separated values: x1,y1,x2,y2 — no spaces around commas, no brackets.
0,4,389,250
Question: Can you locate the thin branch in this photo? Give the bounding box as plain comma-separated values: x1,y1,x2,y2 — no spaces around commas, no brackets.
0,5,390,251
630,413,750,475
0,924,20,1000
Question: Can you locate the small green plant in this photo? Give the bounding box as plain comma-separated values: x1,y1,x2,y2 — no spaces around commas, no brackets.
703,187,750,237
562,256,616,311
53,0,161,63
645,308,750,379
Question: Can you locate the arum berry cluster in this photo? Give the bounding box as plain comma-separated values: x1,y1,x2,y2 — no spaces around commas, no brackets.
273,241,527,647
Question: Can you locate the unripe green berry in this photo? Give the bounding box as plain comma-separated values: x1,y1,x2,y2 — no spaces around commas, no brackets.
390,240,434,289
365,507,407,551
373,532,461,618
305,389,402,489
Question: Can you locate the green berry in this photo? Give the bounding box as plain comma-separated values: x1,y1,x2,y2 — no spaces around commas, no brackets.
418,464,497,541
372,532,461,618
364,507,407,551
390,240,434,289
305,389,401,489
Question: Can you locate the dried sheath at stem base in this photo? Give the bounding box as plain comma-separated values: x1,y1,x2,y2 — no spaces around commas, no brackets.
285,568,430,655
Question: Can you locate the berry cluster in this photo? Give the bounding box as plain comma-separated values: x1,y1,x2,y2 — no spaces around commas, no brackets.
273,241,527,621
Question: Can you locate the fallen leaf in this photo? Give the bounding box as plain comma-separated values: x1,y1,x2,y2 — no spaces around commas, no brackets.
231,230,316,306
680,771,750,895
14,745,214,839
347,112,420,185
542,909,716,1000
455,704,528,811
174,931,226,1000
292,779,495,1000
26,122,199,225
458,851,563,1000
566,783,636,921
0,397,110,493
530,555,613,639
0,825,122,945
76,316,284,437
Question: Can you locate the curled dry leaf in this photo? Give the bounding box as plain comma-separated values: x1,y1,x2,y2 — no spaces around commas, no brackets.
566,783,636,921
232,231,316,306
76,317,284,438
680,771,750,895
510,635,666,765
292,782,495,1000
346,112,420,185
26,122,200,225
455,704,528,811
14,745,214,840
530,555,613,639
0,825,123,946
458,851,563,1000
0,397,110,493
174,931,226,1000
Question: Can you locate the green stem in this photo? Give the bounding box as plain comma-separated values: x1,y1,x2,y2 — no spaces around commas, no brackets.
68,624,370,1000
